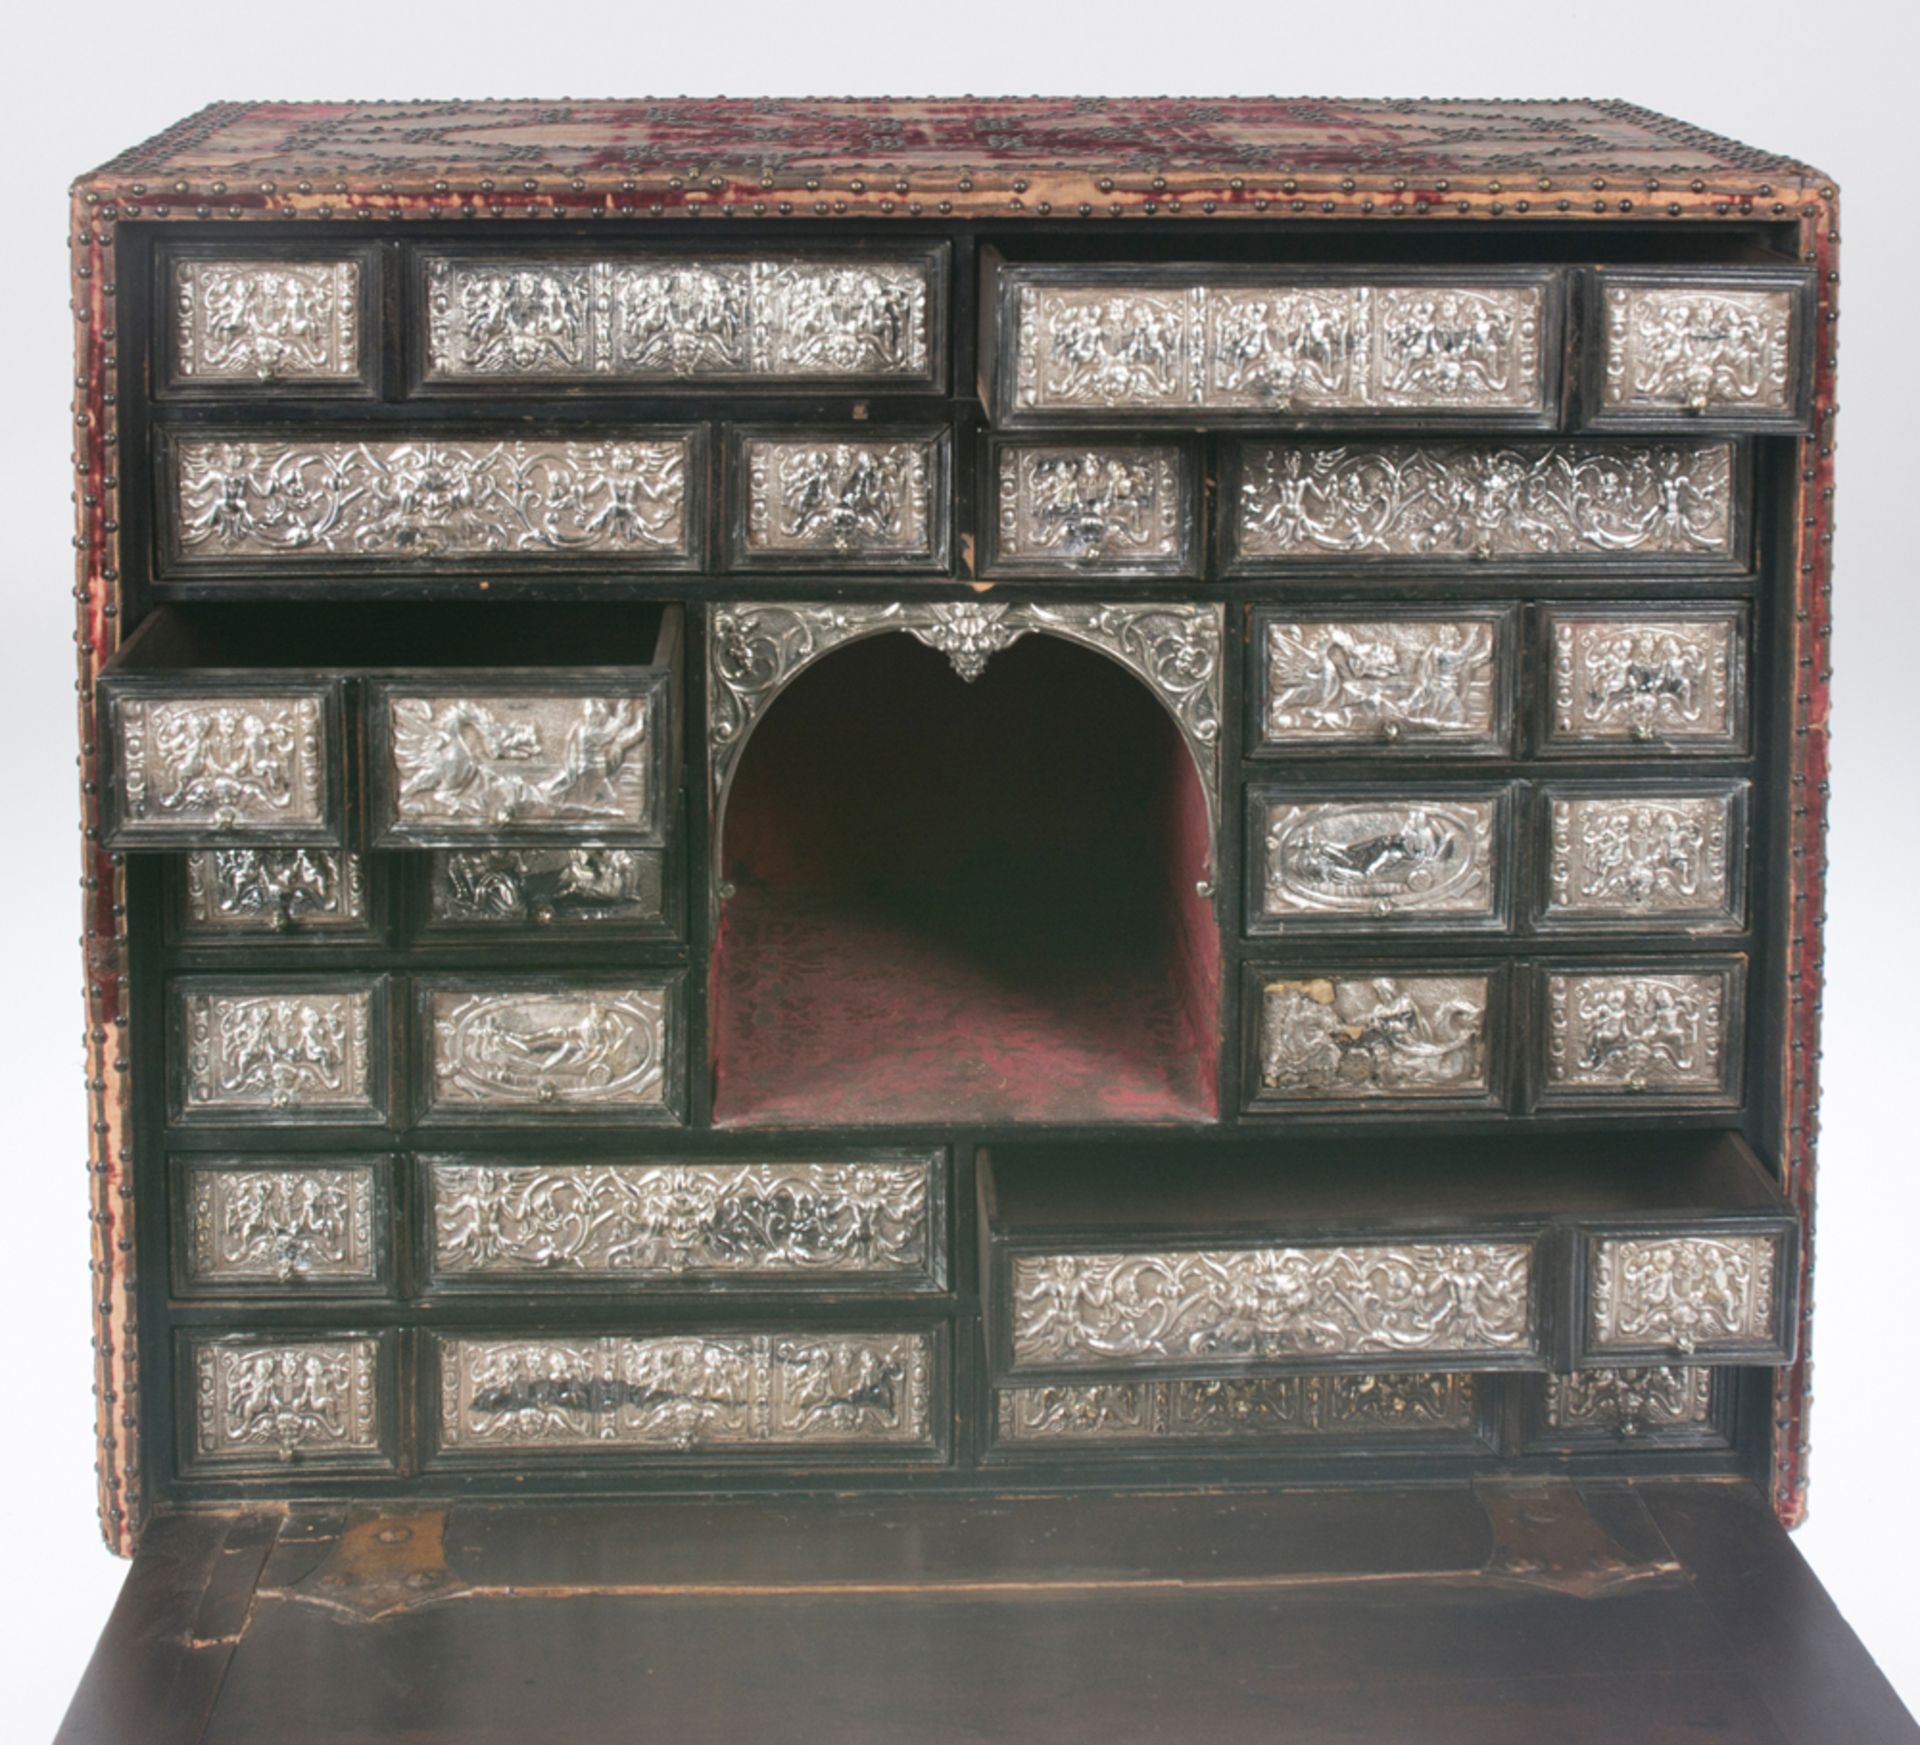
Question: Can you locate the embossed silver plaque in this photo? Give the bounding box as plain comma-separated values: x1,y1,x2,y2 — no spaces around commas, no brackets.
1544,610,1746,751
377,688,660,842
990,443,1194,574
423,983,674,1117
182,849,367,935
172,258,363,383
1233,439,1737,564
1541,963,1741,1100
1599,280,1803,419
739,433,942,565
998,271,1551,419
436,1331,935,1452
425,1155,936,1285
1008,1241,1532,1371
189,1336,384,1468
426,848,665,930
1259,615,1506,752
997,1372,1478,1445
1589,1233,1783,1358
1258,973,1492,1102
109,688,333,844
1543,1366,1716,1439
183,1160,381,1289
423,252,937,384
1542,788,1742,926
1256,793,1502,926
168,435,695,565
176,980,383,1122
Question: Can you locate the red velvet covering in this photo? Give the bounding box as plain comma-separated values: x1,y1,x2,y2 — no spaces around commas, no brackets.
712,634,1218,1127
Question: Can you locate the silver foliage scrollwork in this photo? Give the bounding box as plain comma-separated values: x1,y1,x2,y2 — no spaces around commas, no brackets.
1235,439,1735,561
437,1331,933,1451
1008,1241,1532,1369
192,1337,381,1465
427,1156,933,1282
172,436,690,562
1590,1234,1779,1357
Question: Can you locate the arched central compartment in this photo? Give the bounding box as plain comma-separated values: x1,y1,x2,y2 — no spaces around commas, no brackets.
712,631,1220,1126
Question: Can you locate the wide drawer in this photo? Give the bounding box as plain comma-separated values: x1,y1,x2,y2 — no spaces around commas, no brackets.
1579,266,1816,431
982,259,1563,427
431,1328,943,1459
418,1150,947,1292
99,674,346,849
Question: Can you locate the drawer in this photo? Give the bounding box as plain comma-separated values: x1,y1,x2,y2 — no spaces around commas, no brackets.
1534,957,1745,1108
158,428,706,572
994,1371,1490,1452
171,975,393,1127
982,437,1201,578
419,1151,946,1292
417,847,672,939
417,245,946,389
172,1154,392,1297
432,1329,941,1458
1573,1218,1799,1366
726,427,950,571
1246,964,1506,1111
1534,781,1748,931
367,671,676,848
1523,1366,1731,1450
1250,607,1517,756
1246,783,1515,934
99,675,345,849
163,247,378,394
179,1330,397,1476
173,849,378,942
1224,438,1746,571
1580,267,1815,431
1539,604,1751,755
983,260,1562,427
998,1237,1543,1380
415,974,686,1124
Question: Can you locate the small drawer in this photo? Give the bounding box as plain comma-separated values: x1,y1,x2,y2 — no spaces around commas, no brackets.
1534,957,1746,1108
172,849,379,942
419,1151,946,1292
417,846,672,939
417,245,946,390
179,1330,398,1476
1574,1220,1799,1367
415,974,686,1125
1522,1366,1732,1451
1247,783,1515,934
163,247,378,394
999,1236,1543,1380
368,671,675,849
1580,267,1815,431
727,427,950,571
983,259,1562,427
432,1329,942,1459
982,437,1201,578
1539,605,1751,756
1246,964,1507,1111
171,975,393,1127
173,1154,393,1297
994,1371,1491,1453
1250,607,1517,757
158,428,706,572
99,676,345,850
1224,438,1746,571
1534,781,1748,932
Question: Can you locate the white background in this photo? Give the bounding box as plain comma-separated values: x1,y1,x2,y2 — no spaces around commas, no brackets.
5,5,1917,1736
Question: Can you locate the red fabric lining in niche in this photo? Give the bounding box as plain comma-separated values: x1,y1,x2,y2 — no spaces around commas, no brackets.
711,634,1219,1127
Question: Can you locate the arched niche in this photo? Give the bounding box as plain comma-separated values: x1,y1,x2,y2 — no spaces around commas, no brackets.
707,601,1224,1127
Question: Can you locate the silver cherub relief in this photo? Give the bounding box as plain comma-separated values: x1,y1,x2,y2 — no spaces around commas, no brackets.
1546,792,1736,921
1604,284,1796,414
183,849,365,933
1590,1234,1779,1356
1548,614,1741,747
995,445,1186,566
1260,973,1490,1099
180,986,376,1116
193,1337,381,1463
174,258,361,382
118,695,328,834
744,436,934,557
186,1163,378,1286
1545,968,1732,1095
